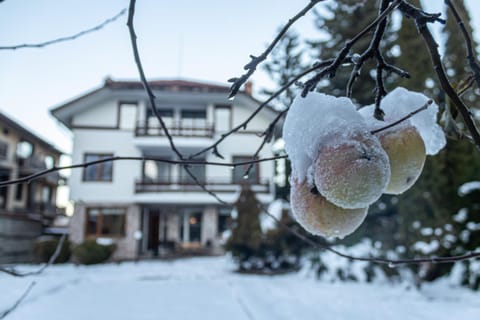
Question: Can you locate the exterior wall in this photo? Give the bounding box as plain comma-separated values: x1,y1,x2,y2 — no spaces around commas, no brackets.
71,99,119,127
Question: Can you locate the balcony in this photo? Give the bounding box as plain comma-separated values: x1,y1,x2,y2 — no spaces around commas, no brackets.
135,177,271,194
135,121,214,138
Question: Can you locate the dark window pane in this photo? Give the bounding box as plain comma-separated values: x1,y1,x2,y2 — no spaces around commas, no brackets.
0,141,8,159
181,110,206,119
179,161,205,183
86,209,99,235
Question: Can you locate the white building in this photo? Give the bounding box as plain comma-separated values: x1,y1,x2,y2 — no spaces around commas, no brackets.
51,79,277,259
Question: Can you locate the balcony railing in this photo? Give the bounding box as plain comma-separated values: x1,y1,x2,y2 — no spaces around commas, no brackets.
135,177,270,194
135,121,214,138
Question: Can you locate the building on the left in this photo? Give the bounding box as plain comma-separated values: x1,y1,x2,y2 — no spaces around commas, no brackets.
0,111,63,264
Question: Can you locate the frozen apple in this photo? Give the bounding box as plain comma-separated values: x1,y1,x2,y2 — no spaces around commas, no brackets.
313,133,390,209
290,178,368,238
377,125,426,194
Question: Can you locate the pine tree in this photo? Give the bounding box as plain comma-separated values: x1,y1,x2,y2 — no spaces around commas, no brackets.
225,184,264,270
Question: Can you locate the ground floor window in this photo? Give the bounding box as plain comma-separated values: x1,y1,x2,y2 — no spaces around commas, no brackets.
86,207,126,237
179,211,202,243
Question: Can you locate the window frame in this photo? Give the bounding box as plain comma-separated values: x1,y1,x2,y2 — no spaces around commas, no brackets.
82,153,114,182
85,207,127,238
0,140,8,160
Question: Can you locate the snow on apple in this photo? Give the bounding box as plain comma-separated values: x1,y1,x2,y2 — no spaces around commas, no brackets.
283,88,446,238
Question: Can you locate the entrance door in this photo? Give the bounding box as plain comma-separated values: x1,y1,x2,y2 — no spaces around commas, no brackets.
147,209,160,254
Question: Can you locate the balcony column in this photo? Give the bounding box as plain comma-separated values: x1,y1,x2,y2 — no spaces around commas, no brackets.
201,206,217,245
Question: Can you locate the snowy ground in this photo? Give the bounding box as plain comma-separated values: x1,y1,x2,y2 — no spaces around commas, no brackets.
1,256,479,320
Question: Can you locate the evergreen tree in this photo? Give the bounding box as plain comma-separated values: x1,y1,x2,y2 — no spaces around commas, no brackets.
225,184,264,270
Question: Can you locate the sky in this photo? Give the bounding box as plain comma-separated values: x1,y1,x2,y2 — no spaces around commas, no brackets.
1,0,480,156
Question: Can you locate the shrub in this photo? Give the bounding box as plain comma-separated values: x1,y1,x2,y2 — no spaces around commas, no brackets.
33,236,71,263
72,240,116,265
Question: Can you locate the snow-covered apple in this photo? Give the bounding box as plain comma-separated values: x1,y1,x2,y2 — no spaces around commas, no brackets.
313,132,391,209
377,125,426,194
290,177,368,238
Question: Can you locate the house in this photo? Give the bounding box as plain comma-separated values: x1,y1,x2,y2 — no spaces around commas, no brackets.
0,111,63,263
51,78,277,259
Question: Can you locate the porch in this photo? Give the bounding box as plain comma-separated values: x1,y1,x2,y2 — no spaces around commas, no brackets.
140,205,230,257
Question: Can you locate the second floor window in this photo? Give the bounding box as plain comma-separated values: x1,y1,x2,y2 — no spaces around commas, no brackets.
232,156,259,184
83,153,113,182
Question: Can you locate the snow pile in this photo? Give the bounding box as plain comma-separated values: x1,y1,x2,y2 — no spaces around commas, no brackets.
359,87,446,155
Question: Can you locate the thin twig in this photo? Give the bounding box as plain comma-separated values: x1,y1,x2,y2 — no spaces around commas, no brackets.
0,282,35,319
0,9,127,50
228,0,325,98
371,100,432,134
0,234,66,277
302,0,402,96
126,0,184,159
190,59,341,159
259,204,480,267
0,156,286,187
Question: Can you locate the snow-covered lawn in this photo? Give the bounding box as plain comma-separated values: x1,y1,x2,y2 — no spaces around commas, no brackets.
1,256,479,320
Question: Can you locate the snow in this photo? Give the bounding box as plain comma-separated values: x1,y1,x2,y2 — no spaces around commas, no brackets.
261,199,285,232
458,181,480,196
283,92,367,181
359,87,446,155
1,256,479,320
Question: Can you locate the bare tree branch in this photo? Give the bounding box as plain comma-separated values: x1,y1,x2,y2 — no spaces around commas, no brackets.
259,204,480,267
445,0,480,89
0,282,35,319
397,1,480,149
228,0,325,98
0,9,127,50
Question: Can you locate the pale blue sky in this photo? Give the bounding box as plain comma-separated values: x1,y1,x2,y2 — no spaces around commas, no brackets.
0,0,479,154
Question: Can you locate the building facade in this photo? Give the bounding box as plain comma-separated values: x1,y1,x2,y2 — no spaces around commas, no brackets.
52,79,277,259
0,111,62,263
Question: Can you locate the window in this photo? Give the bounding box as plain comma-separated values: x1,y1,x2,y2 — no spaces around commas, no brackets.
83,154,113,182
0,141,8,160
232,156,259,184
179,211,202,243
16,140,33,159
86,208,126,237
218,208,231,234
119,102,137,130
15,184,23,201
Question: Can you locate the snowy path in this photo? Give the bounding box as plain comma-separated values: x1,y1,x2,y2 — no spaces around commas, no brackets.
1,256,479,320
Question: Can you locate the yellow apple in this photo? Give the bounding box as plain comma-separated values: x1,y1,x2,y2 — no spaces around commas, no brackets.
290,178,368,238
377,125,426,194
